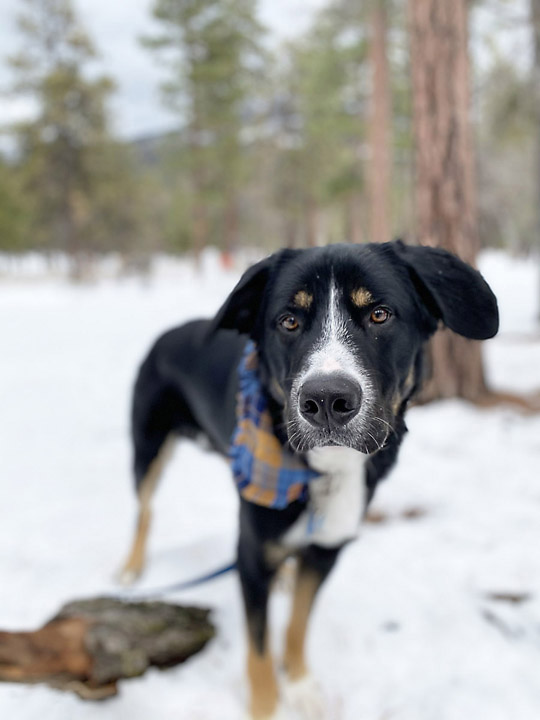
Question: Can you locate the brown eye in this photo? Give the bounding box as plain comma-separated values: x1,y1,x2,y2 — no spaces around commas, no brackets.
370,307,390,324
280,314,299,331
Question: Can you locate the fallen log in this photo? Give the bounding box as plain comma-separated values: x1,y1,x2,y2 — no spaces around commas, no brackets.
0,596,215,699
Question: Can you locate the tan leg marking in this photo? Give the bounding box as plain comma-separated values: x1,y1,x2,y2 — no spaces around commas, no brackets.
284,569,321,681
247,634,279,719
119,436,175,583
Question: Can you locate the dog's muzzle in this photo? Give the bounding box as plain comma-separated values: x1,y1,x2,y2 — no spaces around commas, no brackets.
298,375,362,431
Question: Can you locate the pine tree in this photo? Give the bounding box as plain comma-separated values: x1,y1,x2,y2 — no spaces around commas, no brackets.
274,4,367,247
143,0,265,259
531,0,540,316
8,0,137,276
0,158,28,253
409,0,488,401
367,0,391,245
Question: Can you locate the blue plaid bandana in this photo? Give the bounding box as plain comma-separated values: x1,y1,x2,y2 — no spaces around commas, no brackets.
229,341,319,509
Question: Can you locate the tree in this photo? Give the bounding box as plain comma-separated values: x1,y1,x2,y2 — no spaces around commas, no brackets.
8,0,139,276
143,0,265,259
476,59,536,254
408,0,490,401
273,4,367,247
0,158,28,253
531,0,540,317
367,0,391,245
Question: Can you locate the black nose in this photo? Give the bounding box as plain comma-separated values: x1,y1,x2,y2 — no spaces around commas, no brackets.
298,376,362,430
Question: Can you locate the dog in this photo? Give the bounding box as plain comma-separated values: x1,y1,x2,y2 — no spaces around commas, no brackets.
120,240,498,719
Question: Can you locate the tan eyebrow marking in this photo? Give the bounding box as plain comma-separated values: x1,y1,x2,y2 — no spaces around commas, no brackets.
293,290,313,309
351,288,374,308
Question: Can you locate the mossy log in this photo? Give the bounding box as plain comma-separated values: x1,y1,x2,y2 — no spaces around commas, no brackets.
0,597,215,699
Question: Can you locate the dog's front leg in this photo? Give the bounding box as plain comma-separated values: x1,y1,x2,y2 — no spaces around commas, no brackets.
283,544,340,718
237,537,280,720
284,545,338,681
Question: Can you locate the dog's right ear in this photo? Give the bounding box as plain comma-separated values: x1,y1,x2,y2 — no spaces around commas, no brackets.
209,255,275,335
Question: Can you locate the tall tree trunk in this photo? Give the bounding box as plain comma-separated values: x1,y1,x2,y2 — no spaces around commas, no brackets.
192,196,208,269
409,0,489,401
190,116,209,267
347,192,364,244
223,192,239,256
285,216,299,249
531,0,540,320
305,197,319,247
368,0,391,245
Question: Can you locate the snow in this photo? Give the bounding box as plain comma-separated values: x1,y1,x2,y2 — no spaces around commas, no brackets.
0,249,539,719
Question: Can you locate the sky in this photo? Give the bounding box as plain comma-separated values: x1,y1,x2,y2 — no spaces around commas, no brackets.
0,0,327,142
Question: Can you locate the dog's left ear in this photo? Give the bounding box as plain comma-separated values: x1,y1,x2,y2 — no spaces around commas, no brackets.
392,241,499,339
210,255,275,335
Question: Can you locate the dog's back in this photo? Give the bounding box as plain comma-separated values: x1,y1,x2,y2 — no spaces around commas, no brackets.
132,320,246,490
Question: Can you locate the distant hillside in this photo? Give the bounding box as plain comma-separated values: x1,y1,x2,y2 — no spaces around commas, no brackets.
128,130,183,167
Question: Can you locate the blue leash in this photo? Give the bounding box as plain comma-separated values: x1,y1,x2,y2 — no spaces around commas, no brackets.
121,561,237,600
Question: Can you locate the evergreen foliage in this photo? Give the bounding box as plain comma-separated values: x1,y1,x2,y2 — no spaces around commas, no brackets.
0,0,537,264
4,0,146,272
142,0,266,254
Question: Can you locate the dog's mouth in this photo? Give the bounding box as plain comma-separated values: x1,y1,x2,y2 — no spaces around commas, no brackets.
286,422,389,455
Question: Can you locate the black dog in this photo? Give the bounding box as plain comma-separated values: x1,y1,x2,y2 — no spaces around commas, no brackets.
120,240,498,720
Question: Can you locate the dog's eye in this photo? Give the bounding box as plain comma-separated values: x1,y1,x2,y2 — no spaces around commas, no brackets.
370,307,391,324
279,314,299,332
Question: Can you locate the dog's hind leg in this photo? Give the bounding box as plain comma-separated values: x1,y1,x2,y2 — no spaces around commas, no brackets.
118,352,181,585
118,432,175,585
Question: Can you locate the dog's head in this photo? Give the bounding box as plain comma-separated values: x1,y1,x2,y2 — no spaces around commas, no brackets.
213,241,499,454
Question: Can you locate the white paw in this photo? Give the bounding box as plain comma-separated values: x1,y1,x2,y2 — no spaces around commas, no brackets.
116,568,139,586
244,705,290,720
273,559,297,594
282,674,326,720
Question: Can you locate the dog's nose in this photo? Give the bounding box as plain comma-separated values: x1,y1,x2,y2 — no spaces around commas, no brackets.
298,376,362,429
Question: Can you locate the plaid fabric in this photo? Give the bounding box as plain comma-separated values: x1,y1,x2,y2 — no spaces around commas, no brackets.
229,341,319,509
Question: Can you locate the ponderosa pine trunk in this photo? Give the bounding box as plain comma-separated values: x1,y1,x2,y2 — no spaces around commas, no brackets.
409,0,489,401
368,0,391,245
305,197,319,247
347,192,364,245
531,0,540,318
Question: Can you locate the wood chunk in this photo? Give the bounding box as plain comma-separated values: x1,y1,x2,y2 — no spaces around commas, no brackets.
0,596,215,699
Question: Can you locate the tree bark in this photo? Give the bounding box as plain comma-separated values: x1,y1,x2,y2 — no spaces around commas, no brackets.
347,192,364,245
0,596,214,700
305,197,319,247
408,0,489,402
531,0,540,319
223,191,239,256
368,0,391,245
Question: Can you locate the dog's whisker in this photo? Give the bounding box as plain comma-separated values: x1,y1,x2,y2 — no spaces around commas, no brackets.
372,415,394,434
365,430,383,453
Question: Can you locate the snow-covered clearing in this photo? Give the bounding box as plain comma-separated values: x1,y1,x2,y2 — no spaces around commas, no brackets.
0,249,539,720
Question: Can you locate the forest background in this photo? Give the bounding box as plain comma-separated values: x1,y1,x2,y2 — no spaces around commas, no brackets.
0,0,538,274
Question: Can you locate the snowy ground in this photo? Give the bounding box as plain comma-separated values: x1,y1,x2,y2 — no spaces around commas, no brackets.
0,249,539,720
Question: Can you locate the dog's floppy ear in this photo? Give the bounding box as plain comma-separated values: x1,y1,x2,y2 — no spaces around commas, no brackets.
392,241,499,339
210,255,275,335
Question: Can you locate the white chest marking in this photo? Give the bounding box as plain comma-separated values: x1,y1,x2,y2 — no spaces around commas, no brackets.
283,446,367,549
